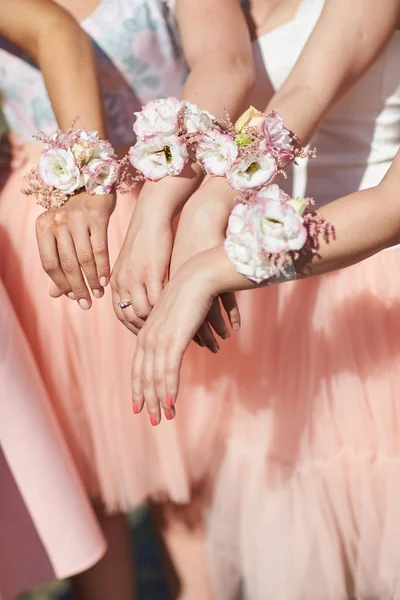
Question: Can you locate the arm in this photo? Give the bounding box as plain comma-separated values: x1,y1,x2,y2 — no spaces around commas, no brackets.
131,150,400,422
111,0,254,332
0,0,115,309
265,0,400,143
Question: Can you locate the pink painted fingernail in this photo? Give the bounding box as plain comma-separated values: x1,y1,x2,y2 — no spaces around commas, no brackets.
67,292,75,300
166,395,174,407
164,408,173,421
78,299,90,310
100,277,108,287
132,402,139,414
150,415,158,427
93,289,102,299
232,323,240,331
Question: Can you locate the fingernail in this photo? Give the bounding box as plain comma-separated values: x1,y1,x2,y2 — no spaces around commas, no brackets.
78,299,90,310
221,333,230,340
232,323,240,331
67,292,75,300
164,408,174,421
93,289,102,299
211,345,219,354
132,402,139,414
166,395,174,407
100,277,108,287
150,414,158,427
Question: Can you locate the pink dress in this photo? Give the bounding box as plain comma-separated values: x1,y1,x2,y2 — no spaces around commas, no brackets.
177,1,400,598
0,279,105,600
0,0,196,521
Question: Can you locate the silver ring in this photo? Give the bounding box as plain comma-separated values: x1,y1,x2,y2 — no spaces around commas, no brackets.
118,300,132,309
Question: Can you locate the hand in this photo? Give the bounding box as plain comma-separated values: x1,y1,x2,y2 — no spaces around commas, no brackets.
170,176,240,351
132,250,218,425
110,201,173,334
35,190,116,309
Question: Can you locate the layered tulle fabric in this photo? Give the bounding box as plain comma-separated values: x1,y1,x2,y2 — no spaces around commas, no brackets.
0,280,105,600
0,161,217,513
179,250,400,599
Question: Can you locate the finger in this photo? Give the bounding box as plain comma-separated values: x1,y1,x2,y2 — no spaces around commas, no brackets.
89,220,111,288
146,274,163,308
72,223,103,298
132,341,145,414
153,340,172,419
36,223,72,297
142,337,161,425
193,334,205,348
197,321,219,354
164,345,184,409
207,298,230,341
56,228,92,309
112,290,140,335
220,292,241,331
130,280,152,320
121,302,146,331
49,280,71,299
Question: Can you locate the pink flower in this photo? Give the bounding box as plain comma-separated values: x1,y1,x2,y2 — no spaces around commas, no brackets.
38,148,83,194
255,183,291,204
133,97,182,139
226,153,277,191
84,158,119,195
261,111,294,167
196,129,238,176
129,135,188,181
247,196,307,254
182,101,215,133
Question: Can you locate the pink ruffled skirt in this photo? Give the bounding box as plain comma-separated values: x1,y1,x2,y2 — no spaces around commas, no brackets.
0,160,214,514
178,248,400,599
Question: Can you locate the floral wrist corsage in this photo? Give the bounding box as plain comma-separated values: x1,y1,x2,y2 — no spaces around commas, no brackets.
22,125,121,208
224,184,335,284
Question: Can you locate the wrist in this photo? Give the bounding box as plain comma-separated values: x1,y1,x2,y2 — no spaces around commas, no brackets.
137,159,204,219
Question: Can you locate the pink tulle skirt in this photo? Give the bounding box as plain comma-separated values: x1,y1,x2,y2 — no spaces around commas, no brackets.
178,247,400,599
0,279,105,600
0,160,215,514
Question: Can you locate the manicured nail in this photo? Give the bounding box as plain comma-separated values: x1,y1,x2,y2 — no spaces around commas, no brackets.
232,323,240,331
93,289,102,299
164,408,173,421
211,345,219,354
99,277,108,287
78,299,90,310
221,333,230,340
132,402,139,414
67,292,75,300
150,414,158,427
166,395,174,407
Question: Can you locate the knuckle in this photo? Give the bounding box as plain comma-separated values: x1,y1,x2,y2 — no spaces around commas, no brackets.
78,252,93,267
153,374,164,387
141,375,151,389
60,258,77,275
92,242,107,257
41,260,58,274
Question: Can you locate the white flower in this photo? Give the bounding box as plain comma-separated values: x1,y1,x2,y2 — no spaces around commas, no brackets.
38,148,83,194
129,135,188,181
92,141,116,160
224,194,307,283
182,101,215,133
196,129,238,176
255,183,290,204
247,196,307,254
226,153,277,191
133,97,182,139
84,158,119,194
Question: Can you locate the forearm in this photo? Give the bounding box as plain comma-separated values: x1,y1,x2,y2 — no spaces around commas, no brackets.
38,14,105,135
